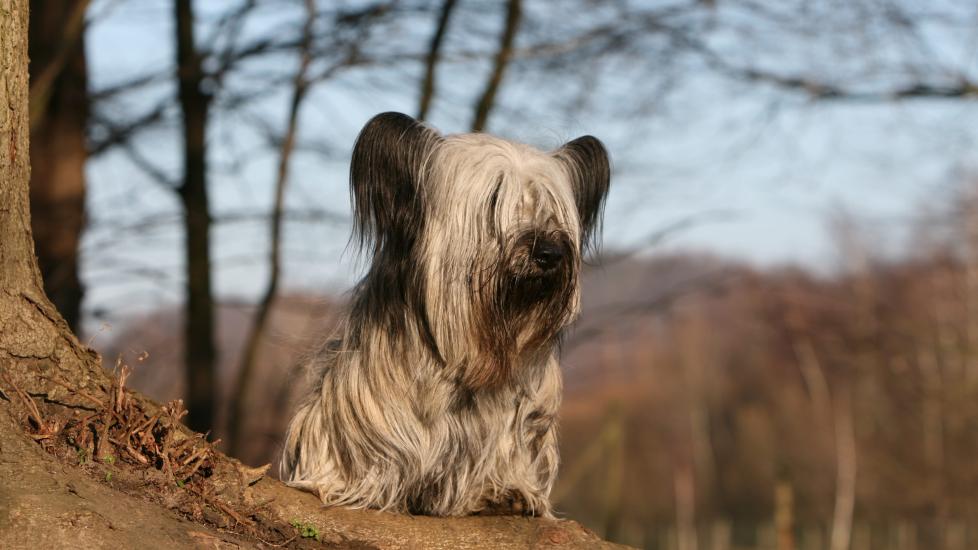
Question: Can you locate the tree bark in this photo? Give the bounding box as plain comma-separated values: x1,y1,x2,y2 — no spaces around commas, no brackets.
175,0,217,435
2,0,102,402
1,0,37,295
28,0,89,333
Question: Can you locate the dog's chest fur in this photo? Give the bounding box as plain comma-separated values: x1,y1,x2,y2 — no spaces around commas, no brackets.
284,341,561,516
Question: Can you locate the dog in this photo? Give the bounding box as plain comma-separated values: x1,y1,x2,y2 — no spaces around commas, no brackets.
281,112,610,517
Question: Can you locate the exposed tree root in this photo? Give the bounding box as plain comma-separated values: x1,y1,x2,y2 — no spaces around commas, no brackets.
0,359,322,548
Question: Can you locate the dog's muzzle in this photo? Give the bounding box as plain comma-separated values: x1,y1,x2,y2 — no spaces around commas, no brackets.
511,232,574,281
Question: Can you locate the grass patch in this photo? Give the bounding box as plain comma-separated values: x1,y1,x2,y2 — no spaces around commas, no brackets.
290,519,321,541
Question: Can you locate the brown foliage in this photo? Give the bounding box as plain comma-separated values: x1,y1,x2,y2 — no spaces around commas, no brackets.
556,249,978,539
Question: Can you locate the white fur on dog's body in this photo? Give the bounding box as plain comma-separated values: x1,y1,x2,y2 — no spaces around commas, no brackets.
284,336,561,516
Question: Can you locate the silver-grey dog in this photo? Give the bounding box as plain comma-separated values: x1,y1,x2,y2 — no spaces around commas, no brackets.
281,112,610,517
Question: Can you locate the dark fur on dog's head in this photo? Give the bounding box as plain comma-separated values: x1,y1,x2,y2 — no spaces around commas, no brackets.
347,113,442,358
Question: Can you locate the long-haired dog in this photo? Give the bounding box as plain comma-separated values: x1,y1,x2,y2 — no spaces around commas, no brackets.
281,112,610,517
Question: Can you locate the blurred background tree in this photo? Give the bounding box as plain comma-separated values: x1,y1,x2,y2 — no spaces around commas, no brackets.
25,0,978,548
29,0,90,332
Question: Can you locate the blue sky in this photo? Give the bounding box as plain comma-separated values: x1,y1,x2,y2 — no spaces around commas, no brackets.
79,0,978,330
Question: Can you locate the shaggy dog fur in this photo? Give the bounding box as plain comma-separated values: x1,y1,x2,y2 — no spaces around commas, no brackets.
281,112,610,517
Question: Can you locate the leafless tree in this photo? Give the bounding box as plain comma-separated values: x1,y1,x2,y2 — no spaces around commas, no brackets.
173,0,218,435
228,0,318,457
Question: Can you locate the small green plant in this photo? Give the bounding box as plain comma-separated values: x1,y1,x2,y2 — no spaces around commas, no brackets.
290,519,321,541
76,448,89,464
105,471,113,482
176,479,185,488
101,455,115,465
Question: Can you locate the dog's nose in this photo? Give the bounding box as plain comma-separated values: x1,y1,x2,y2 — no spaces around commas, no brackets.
531,242,563,271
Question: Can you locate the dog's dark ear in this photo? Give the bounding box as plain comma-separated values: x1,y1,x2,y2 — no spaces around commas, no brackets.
351,112,441,256
555,135,611,251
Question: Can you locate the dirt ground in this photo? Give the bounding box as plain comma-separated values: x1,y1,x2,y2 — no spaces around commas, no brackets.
0,365,626,549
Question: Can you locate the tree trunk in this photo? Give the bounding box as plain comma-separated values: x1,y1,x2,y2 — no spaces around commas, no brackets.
28,0,90,333
2,0,101,400
830,389,857,550
175,0,217,435
1,0,38,296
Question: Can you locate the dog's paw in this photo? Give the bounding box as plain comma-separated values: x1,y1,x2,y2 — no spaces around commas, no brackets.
475,490,535,516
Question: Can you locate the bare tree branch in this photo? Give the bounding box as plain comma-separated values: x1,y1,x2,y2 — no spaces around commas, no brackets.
89,101,172,157
600,211,737,267
565,269,729,352
471,0,522,132
417,0,458,121
89,70,170,102
716,64,978,102
117,138,179,189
